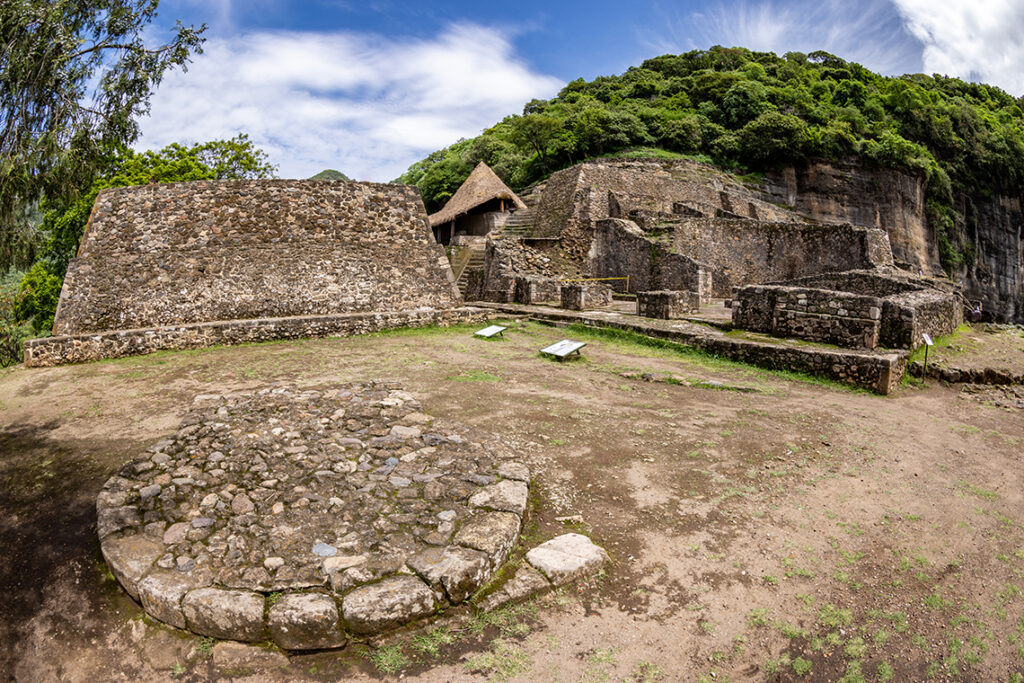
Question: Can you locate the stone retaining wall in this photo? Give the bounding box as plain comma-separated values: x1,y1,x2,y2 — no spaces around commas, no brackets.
25,308,491,367
672,218,893,297
636,290,701,319
53,180,460,335
592,218,711,297
733,275,961,350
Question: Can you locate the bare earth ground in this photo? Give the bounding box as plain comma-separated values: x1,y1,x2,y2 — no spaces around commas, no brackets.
2,320,1024,683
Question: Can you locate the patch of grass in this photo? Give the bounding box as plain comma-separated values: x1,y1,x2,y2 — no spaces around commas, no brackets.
628,660,664,682
468,602,537,638
958,480,999,500
747,608,771,627
447,369,502,382
410,627,456,658
366,644,407,674
792,657,813,676
818,604,853,628
464,639,530,681
562,323,864,392
197,636,215,656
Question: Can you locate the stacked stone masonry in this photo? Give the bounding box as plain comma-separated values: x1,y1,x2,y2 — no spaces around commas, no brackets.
636,290,701,319
731,269,962,350
53,180,461,336
561,283,613,311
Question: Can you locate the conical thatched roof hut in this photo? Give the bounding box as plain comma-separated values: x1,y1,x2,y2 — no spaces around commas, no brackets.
428,162,526,230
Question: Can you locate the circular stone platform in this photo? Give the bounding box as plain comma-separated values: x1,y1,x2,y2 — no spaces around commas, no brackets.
96,382,530,649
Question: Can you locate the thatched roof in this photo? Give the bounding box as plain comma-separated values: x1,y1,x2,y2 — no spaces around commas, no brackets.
428,162,526,227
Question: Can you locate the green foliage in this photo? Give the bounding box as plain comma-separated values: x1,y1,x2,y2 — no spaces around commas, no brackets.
0,0,206,272
1,270,35,366
13,262,61,333
399,46,1024,276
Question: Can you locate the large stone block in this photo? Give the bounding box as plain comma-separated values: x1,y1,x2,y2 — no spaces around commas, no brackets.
526,533,609,586
268,593,346,650
183,588,266,641
101,534,163,600
137,571,197,629
560,283,613,311
341,576,435,634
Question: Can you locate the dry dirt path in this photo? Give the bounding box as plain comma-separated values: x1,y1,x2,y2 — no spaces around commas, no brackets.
2,321,1022,682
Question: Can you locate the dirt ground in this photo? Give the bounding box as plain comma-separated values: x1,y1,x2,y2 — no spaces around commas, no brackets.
2,320,1024,682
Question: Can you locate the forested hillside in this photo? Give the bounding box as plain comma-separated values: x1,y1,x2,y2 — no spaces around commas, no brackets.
397,47,1024,274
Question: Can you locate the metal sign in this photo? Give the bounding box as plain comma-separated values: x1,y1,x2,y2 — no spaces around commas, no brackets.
922,333,934,346
475,325,507,338
540,340,586,359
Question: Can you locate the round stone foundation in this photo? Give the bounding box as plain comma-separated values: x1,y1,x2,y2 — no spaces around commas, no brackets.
97,382,530,649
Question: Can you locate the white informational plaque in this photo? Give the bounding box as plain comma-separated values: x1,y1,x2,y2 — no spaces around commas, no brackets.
475,325,508,338
540,340,586,359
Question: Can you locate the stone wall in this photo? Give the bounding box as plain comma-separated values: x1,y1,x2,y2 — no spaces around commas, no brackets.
530,159,802,264
770,288,882,349
636,290,701,319
514,275,562,305
560,283,613,311
880,290,962,349
592,219,711,298
25,308,491,368
733,280,960,350
53,180,461,336
671,218,893,297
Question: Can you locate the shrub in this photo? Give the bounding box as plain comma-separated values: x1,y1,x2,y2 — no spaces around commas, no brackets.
14,262,62,334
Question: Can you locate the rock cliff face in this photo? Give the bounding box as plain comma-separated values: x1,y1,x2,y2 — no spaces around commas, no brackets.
956,190,1023,323
761,160,1023,323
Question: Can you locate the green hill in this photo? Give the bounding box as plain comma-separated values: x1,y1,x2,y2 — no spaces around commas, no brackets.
397,46,1024,274
309,169,351,181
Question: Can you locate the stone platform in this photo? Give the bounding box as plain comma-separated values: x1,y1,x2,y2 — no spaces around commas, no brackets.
97,382,539,648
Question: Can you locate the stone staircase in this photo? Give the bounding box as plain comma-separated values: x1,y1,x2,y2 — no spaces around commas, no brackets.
454,245,486,296
498,206,536,237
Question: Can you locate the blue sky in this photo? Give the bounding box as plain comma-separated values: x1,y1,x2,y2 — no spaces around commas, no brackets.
139,0,1024,181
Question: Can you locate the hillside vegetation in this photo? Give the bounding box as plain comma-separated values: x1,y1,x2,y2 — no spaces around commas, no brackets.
397,47,1024,273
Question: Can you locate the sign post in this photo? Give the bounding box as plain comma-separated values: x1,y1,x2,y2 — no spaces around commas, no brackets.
921,333,934,375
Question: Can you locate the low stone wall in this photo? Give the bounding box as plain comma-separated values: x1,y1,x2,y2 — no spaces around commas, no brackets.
25,308,491,367
734,277,961,350
561,283,613,311
771,288,883,349
479,303,908,394
636,290,701,319
733,286,883,348
514,276,562,305
881,290,962,349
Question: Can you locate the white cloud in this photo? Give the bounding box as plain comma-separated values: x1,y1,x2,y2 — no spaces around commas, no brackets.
650,0,924,77
137,23,563,181
893,0,1024,95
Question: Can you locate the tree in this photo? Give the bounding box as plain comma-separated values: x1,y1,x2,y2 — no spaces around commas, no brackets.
0,0,206,272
